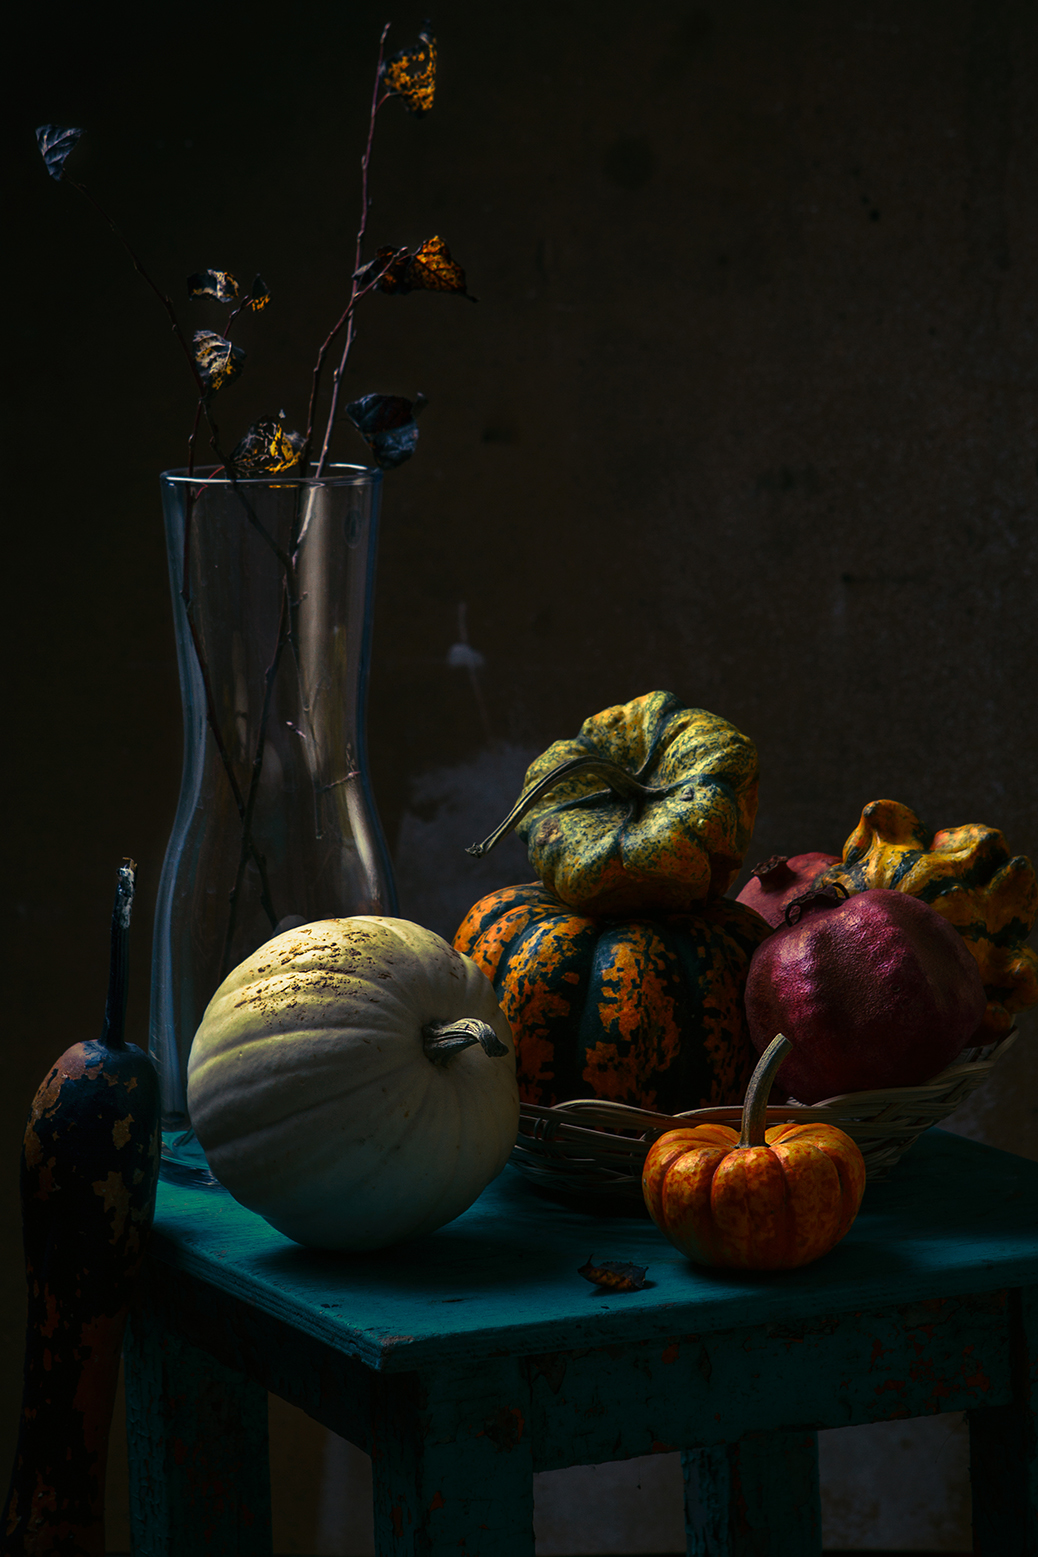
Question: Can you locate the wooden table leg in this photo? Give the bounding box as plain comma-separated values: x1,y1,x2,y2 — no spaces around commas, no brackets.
370,1362,534,1556
124,1301,273,1556
682,1430,822,1557
968,1285,1038,1557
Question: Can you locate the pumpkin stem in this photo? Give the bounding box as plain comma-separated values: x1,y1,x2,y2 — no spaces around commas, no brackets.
465,755,667,859
422,1018,509,1066
100,859,136,1052
737,1034,792,1148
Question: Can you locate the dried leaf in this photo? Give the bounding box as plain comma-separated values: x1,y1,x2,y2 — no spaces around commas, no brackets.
187,269,240,303
354,246,412,293
345,392,423,470
577,1257,649,1294
356,236,476,301
36,125,83,182
230,418,304,475
382,25,437,115
246,273,271,312
405,236,475,297
192,329,246,397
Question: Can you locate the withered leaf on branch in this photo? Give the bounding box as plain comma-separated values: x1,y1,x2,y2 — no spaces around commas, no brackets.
577,1257,649,1294
187,269,240,303
353,244,410,292
346,392,426,470
230,418,304,475
355,236,476,301
193,330,246,397
406,236,476,299
353,246,411,292
381,25,437,115
36,125,84,181
246,274,271,312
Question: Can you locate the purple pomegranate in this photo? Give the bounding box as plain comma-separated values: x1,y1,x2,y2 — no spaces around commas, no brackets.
745,887,986,1102
737,852,840,928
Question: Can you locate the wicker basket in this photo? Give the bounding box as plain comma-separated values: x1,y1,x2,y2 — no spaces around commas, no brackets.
510,1029,1020,1203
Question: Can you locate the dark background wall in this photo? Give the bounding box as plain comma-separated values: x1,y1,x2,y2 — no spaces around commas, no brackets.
5,1,1037,1550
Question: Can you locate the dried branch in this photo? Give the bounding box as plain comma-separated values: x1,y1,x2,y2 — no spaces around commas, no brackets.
41,18,449,998
59,171,278,897
299,252,406,478
220,580,291,973
310,23,392,482
63,175,207,400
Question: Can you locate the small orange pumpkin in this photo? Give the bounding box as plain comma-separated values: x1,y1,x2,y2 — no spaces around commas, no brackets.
642,1035,866,1270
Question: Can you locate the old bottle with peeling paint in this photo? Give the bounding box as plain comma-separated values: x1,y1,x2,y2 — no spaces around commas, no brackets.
3,862,160,1557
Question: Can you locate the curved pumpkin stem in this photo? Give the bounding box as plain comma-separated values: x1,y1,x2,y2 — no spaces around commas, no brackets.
737,1034,792,1148
465,755,668,859
422,1018,509,1066
100,859,136,1052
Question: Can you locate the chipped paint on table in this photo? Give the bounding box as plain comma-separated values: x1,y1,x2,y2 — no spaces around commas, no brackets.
126,1129,1038,1555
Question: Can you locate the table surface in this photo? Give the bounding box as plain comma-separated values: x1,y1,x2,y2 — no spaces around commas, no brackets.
147,1129,1038,1375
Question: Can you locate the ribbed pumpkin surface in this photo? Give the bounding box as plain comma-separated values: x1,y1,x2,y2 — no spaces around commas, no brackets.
454,883,772,1114
513,691,760,916
642,1119,865,1270
186,918,519,1250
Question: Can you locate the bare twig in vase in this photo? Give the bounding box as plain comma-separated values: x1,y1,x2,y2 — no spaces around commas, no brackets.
309,22,392,485
36,16,466,999
60,172,208,402
298,253,407,501
280,26,400,854
220,580,291,975
33,144,270,902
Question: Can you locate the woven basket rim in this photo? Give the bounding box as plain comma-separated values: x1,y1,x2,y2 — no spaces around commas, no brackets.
517,1028,1019,1136
511,1029,1022,1192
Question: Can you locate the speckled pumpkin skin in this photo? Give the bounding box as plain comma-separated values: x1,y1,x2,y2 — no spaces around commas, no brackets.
642,1119,866,1269
813,799,1038,1040
454,883,772,1113
514,691,760,917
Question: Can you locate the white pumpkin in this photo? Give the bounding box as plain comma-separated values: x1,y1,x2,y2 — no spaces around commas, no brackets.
186,917,519,1249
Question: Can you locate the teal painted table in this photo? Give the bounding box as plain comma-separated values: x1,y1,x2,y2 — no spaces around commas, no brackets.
125,1129,1038,1555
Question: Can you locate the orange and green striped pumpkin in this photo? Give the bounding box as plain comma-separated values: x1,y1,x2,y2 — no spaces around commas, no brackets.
454,883,772,1114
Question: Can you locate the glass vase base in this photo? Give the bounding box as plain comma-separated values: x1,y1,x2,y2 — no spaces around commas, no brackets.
160,1128,223,1189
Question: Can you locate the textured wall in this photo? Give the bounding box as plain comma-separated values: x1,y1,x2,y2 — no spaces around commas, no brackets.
6,1,1037,1551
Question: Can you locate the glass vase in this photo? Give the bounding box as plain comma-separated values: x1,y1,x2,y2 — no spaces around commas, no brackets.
151,465,397,1185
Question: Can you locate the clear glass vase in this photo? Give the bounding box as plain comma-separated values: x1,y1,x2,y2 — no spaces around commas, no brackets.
151,465,397,1185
